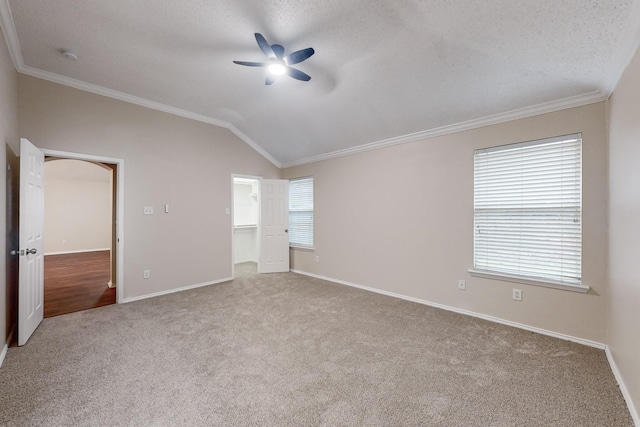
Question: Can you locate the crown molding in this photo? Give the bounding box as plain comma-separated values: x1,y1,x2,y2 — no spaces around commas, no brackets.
19,66,282,168
0,0,281,168
3,0,635,170
0,0,23,70
602,0,640,97
226,123,280,167
280,90,608,168
21,65,230,127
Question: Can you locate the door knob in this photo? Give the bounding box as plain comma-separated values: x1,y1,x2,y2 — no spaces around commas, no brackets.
284,229,288,233
25,248,37,255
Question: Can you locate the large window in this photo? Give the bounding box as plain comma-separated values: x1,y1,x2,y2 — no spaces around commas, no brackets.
472,134,584,291
289,177,314,249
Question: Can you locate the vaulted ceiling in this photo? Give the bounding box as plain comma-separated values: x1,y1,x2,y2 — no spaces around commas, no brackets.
2,0,639,167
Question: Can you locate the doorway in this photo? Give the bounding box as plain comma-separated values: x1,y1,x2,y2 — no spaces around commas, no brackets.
232,176,260,277
43,158,116,317
231,176,291,277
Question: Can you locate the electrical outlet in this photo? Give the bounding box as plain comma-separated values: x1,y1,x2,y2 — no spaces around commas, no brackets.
143,206,153,215
143,270,151,279
457,280,466,290
513,289,522,301
315,255,320,263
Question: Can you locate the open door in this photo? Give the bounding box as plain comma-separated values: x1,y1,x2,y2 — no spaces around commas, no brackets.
259,179,289,273
18,138,45,345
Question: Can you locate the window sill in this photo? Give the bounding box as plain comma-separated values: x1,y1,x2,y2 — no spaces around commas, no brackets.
468,269,590,293
289,245,315,252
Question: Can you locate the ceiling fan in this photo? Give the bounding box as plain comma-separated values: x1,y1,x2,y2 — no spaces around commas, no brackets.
233,33,315,85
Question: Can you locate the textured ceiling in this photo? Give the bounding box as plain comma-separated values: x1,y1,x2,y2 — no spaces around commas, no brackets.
2,0,639,167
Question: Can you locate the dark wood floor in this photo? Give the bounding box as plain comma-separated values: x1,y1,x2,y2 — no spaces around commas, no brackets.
44,250,116,318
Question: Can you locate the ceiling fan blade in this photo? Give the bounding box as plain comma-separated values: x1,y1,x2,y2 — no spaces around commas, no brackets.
233,61,267,67
254,33,275,59
286,67,311,81
285,48,315,65
265,75,277,85
271,44,285,59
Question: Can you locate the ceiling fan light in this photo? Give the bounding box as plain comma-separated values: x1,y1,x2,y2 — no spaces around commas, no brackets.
268,62,286,76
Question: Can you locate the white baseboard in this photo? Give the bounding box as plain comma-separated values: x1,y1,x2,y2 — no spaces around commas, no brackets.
45,248,111,256
0,342,7,368
606,347,640,426
290,269,606,349
121,277,233,304
291,270,640,422
0,325,15,368
234,259,258,264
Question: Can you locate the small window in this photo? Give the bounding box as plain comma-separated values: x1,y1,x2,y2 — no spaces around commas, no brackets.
289,177,314,249
472,134,582,289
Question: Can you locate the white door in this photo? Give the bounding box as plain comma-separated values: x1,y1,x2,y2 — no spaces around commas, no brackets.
18,138,45,346
259,179,289,273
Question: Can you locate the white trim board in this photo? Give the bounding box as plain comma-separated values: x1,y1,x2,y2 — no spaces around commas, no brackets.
19,66,281,168
0,343,7,368
0,325,15,368
606,347,640,426
0,0,24,70
3,0,636,171
44,248,111,256
121,277,233,304
0,0,279,168
604,0,640,96
290,269,605,349
290,270,640,422
20,62,608,171
281,91,607,168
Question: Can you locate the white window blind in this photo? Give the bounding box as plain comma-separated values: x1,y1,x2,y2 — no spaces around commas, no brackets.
289,177,314,248
473,134,582,286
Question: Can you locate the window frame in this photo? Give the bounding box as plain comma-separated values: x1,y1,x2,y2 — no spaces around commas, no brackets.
288,176,314,250
468,134,589,293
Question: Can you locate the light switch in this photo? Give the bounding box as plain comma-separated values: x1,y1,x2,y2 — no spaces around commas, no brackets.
165,204,169,213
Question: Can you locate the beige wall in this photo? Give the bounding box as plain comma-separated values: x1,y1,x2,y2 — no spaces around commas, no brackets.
44,160,112,254
283,102,608,343
608,45,640,417
0,28,18,353
18,75,279,300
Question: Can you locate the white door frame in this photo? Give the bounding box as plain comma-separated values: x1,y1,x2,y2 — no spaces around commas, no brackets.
231,173,262,278
42,149,125,303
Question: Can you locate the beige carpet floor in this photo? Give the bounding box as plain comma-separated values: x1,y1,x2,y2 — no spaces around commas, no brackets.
0,263,633,426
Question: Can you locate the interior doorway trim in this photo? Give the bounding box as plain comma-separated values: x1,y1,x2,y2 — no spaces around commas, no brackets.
42,149,125,304
231,173,262,279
